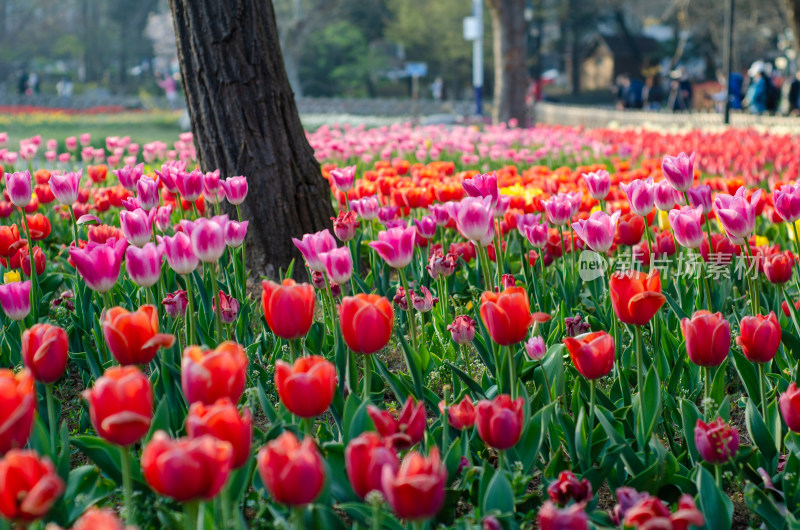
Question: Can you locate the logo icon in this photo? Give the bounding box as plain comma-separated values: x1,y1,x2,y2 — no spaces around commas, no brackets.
578,250,607,282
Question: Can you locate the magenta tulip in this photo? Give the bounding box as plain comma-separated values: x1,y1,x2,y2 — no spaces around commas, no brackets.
113,163,144,191
654,179,683,211
774,184,800,223
221,176,248,205
446,196,494,243
136,177,160,211
0,280,31,320
351,196,381,220
572,210,620,253
668,206,704,249
620,177,655,217
161,232,199,275
321,247,353,284
191,216,227,263
687,185,713,214
176,169,203,202
542,193,574,226
120,208,155,247
462,171,499,207
582,170,610,200
661,152,695,192
369,225,416,268
292,229,337,272
330,165,356,192
4,170,32,208
49,170,82,206
154,206,172,232
125,243,162,288
224,219,248,248
714,187,761,244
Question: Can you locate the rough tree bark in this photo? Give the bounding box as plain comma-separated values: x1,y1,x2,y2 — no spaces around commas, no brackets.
486,0,528,124
785,0,800,54
168,0,334,280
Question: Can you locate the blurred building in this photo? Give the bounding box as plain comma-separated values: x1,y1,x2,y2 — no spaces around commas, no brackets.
578,33,660,91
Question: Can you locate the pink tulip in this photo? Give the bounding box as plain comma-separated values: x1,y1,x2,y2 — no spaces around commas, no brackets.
414,215,437,239
462,171,499,207
213,290,240,324
525,335,546,360
714,187,761,244
369,226,416,269
620,177,655,217
221,176,248,205
79,133,91,146
163,290,188,318
191,216,227,263
155,161,185,193
4,170,32,208
292,229,337,272
411,285,438,312
332,210,359,242
687,185,713,214
351,196,380,220
446,197,494,243
321,247,353,284
136,177,160,211
176,169,203,202
774,184,800,223
428,204,450,226
154,206,173,233
49,170,82,206
654,179,683,211
113,163,144,191
668,206,704,249
203,170,225,204
582,170,610,200
571,210,620,253
516,213,541,238
161,232,199,275
661,152,695,192
542,193,574,226
120,208,155,247
0,280,31,320
65,136,77,151
125,243,163,287
330,165,356,192
224,220,248,248
494,195,511,218
69,239,127,293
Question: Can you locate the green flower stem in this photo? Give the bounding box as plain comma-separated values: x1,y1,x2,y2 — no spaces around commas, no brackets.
537,359,552,403
476,243,494,291
634,325,644,395
705,366,713,421
742,239,761,314
362,354,372,402
558,224,567,289
587,379,596,463
758,362,768,422
208,264,223,344
183,501,199,530
494,219,504,283
288,340,298,361
185,275,196,345
508,346,517,400
458,343,472,378
398,268,418,351
45,384,57,455
120,445,135,525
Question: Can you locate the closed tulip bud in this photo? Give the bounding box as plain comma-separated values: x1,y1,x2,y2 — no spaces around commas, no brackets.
538,501,589,530
186,398,252,468
367,397,426,450
582,170,610,200
213,290,240,324
345,432,399,499
136,175,160,211
764,250,795,284
224,219,248,247
274,355,337,418
257,431,326,506
737,312,781,364
780,382,800,432
191,216,227,262
475,395,524,450
414,215,437,239
661,152,695,192
0,279,31,320
330,165,356,192
162,289,188,318
142,431,233,502
161,232,199,275
69,239,127,293
203,170,225,204
668,206,704,249
620,177,655,217
339,294,394,354
4,170,32,207
49,169,81,205
175,169,204,201
83,366,152,446
0,450,64,522
21,324,69,384
113,164,144,191
563,331,615,380
369,225,416,268
681,310,731,367
261,279,315,340
714,187,761,244
572,210,620,253
182,342,248,405
687,184,713,214
154,205,172,232
447,315,475,344
480,286,537,346
103,305,174,365
438,395,476,430
616,212,644,246
321,246,353,284
351,195,380,220
694,417,739,464
125,243,162,287
654,179,682,211
292,229,336,271
332,210,359,242
609,270,666,326
221,176,248,205
0,369,35,454
381,448,447,521
525,335,547,360
411,285,438,312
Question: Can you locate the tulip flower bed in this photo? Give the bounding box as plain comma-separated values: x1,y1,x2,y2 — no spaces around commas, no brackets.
3,125,800,530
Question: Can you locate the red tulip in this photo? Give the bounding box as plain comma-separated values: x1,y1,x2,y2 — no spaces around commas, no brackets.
257,431,326,506
737,312,781,364
70,508,127,530
0,450,64,522
624,495,704,530
345,432,399,499
186,398,252,468
480,286,536,346
367,397,426,450
381,448,447,521
103,305,174,365
562,331,615,380
274,355,337,418
181,342,248,405
609,270,665,326
21,324,69,384
763,250,795,284
261,279,315,340
780,382,800,432
25,214,51,240
783,299,800,318
83,366,152,447
0,369,35,454
681,310,731,367
547,470,593,506
339,294,394,354
694,417,739,464
538,501,589,530
475,394,524,450
438,395,476,431
142,431,233,502
616,212,644,246
0,224,20,257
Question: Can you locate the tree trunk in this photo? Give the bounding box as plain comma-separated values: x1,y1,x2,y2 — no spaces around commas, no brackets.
168,0,334,280
486,0,528,124
785,0,800,55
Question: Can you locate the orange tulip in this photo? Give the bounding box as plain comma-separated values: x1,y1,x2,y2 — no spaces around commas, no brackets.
102,305,174,365
609,270,666,326
339,294,394,354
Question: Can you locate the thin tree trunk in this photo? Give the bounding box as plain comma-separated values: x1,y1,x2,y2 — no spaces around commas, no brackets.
168,0,334,280
486,0,528,124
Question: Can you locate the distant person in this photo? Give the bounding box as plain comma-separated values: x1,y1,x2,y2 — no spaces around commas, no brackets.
788,72,800,115
644,75,664,110
57,76,74,101
624,77,644,109
745,63,769,114
430,77,443,101
613,75,628,110
729,72,743,110
27,72,39,95
669,69,693,112
158,73,178,107
17,71,28,95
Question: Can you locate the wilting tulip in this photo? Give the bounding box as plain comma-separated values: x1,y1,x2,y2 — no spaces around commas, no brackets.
367,397,426,449
427,249,457,279
213,290,240,324
49,169,81,206
714,187,761,244
547,470,593,506
224,219,248,247
351,195,380,220
330,165,356,192
737,312,781,364
103,305,174,365
764,250,795,284
475,395,524,450
4,170,32,207
0,279,31,320
582,170,610,200
182,342,248,405
257,431,326,506
525,335,547,360
83,366,152,446
609,270,665,326
186,398,252,468
448,315,476,344
274,355,336,418
381,448,447,521
538,501,589,530
191,216,227,262
331,210,359,242
571,210,620,253
21,324,69,384
446,196,495,243
774,184,800,223
125,243,162,287
617,213,644,246
668,206,704,249
221,176,248,205
542,193,574,226
439,395,476,430
321,246,353,284
480,286,538,346
369,225,416,268
0,369,35,454
162,289,188,318
339,294,394,354
345,432,399,499
620,177,655,217
113,164,144,191
780,383,800,432
292,229,336,271
694,417,739,464
161,232,199,275
661,152,695,192
411,285,438,312
0,450,64,522
681,310,731,367
261,279,315,340
69,239,127,293
142,431,233,502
